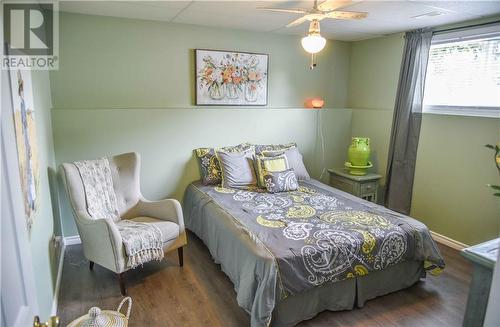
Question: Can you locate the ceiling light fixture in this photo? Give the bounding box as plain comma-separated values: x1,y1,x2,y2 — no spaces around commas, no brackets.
301,19,326,54
257,0,368,70
301,19,326,70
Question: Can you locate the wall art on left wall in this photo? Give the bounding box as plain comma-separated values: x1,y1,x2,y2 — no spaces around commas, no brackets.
195,49,268,106
9,69,39,233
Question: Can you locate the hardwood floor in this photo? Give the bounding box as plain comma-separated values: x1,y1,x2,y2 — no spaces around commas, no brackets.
58,231,472,326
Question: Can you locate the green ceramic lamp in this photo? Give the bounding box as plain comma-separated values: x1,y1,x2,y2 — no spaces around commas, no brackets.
345,137,372,175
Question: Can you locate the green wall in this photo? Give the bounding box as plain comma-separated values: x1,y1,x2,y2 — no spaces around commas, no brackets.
348,34,404,186
413,115,499,245
28,69,59,320
348,30,500,245
50,13,351,109
51,13,353,237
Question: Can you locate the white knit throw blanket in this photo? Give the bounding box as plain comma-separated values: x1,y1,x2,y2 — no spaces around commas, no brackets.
74,158,164,268
74,157,119,220
115,220,164,268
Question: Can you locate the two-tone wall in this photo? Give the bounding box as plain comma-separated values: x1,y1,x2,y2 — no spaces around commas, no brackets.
50,12,354,237
50,12,499,248
347,29,500,246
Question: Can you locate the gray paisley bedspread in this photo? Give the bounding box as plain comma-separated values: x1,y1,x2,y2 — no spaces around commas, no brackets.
189,180,445,297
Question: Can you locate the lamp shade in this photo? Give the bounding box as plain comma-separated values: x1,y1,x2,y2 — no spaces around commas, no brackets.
301,34,326,54
304,97,325,109
311,98,325,108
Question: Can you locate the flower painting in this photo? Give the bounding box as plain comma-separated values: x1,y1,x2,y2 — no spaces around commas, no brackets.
9,69,39,232
195,49,268,105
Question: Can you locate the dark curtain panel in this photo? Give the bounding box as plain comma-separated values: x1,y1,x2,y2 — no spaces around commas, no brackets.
384,29,433,214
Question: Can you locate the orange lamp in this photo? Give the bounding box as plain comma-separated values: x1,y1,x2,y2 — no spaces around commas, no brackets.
305,97,325,109
311,98,325,108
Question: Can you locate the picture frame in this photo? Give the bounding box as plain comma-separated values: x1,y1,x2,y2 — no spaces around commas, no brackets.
195,49,269,106
8,67,40,233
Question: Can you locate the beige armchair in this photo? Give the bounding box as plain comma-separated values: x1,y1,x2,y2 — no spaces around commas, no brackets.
61,152,186,295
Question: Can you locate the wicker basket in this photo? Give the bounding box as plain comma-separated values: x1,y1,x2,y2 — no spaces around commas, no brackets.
67,297,132,327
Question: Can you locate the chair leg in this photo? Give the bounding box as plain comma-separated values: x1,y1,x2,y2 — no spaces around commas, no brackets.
178,247,184,267
118,273,127,296
89,261,94,270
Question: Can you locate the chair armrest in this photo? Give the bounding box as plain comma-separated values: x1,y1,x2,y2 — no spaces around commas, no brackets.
76,213,125,273
136,198,185,233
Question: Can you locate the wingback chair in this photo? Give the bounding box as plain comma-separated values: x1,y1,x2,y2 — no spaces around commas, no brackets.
61,152,187,295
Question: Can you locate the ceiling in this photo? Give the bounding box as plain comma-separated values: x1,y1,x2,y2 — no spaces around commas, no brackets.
59,0,500,41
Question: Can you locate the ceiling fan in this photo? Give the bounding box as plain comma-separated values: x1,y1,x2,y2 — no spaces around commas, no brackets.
257,0,368,28
258,0,368,68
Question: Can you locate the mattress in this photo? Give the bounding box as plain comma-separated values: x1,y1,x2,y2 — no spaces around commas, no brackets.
183,179,444,327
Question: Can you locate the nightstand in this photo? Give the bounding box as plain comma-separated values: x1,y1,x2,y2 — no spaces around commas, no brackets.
328,168,382,203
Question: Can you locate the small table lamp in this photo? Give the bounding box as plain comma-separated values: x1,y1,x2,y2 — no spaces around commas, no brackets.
305,97,325,109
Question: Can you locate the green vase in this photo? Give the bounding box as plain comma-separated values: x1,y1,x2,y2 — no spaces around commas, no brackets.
347,137,371,166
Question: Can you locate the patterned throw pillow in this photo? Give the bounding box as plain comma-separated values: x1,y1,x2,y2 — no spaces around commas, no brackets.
264,169,299,193
254,154,289,188
195,143,252,185
195,147,220,185
254,143,296,155
261,147,310,181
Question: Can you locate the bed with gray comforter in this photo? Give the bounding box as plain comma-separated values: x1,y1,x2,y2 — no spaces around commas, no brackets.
183,179,444,327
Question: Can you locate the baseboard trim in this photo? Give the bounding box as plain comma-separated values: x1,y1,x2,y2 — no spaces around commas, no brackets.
63,235,81,245
430,230,469,250
51,240,66,316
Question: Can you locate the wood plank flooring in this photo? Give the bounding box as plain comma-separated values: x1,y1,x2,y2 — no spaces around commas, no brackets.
58,231,472,326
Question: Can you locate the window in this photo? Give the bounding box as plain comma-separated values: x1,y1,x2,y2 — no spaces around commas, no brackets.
423,24,500,118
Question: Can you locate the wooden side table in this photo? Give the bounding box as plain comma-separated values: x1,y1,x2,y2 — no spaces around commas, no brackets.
328,168,382,203
461,238,499,327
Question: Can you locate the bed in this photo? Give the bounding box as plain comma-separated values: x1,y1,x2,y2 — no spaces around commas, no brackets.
183,179,444,327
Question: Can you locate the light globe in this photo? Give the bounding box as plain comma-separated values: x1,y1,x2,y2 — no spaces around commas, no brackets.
301,34,326,54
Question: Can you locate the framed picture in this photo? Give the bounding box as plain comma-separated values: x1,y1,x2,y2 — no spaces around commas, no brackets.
8,68,39,232
195,49,268,106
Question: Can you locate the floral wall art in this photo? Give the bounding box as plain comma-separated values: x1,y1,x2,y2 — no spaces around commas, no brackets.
195,49,268,106
9,69,40,232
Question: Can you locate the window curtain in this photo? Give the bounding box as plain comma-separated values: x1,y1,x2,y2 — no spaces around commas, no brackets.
384,29,433,214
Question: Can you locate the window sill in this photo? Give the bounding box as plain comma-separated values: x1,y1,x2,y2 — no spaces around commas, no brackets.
423,105,500,119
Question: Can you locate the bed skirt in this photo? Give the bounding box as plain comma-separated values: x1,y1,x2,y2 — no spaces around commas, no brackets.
272,260,423,326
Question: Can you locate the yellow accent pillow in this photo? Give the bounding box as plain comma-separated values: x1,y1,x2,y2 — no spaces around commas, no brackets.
264,157,287,171
255,154,289,187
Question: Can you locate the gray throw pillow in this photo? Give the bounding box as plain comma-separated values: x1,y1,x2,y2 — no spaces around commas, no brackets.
217,148,257,189
264,169,299,193
283,147,310,181
194,143,253,185
262,147,310,181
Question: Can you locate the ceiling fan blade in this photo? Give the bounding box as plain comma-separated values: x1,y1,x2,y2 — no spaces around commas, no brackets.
318,0,353,12
286,16,309,28
256,7,309,14
325,10,368,20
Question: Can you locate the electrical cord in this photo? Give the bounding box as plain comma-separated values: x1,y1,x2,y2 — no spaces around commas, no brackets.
317,109,326,181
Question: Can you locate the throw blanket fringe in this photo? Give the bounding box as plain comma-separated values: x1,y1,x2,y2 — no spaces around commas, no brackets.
116,220,164,268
